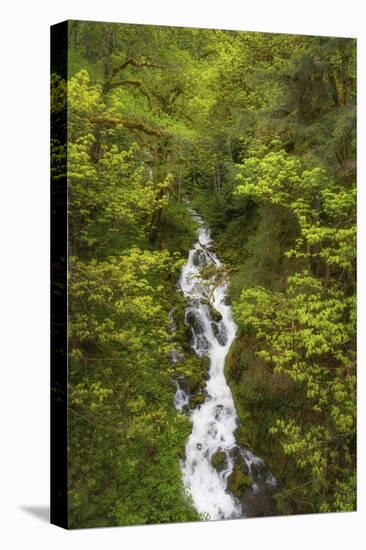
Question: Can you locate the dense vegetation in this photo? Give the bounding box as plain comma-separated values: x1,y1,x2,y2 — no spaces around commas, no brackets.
51,21,356,526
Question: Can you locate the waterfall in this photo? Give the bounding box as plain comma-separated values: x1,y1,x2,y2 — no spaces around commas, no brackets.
174,209,277,520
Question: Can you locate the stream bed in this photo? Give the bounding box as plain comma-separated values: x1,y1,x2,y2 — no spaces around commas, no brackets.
174,209,277,520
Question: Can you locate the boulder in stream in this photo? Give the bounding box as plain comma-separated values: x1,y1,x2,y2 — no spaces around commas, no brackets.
190,392,206,409
192,248,208,267
211,322,227,346
210,307,222,323
186,310,204,334
227,463,252,497
211,450,227,472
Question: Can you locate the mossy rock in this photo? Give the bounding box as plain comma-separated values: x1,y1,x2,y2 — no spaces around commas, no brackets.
211,322,219,338
180,369,206,395
179,356,208,394
234,425,253,450
227,464,252,497
224,294,232,306
177,445,186,460
190,393,206,409
210,306,222,323
170,294,196,351
211,450,227,472
192,248,208,267
211,322,227,346
181,374,202,394
171,322,193,352
186,310,204,334
229,447,250,474
200,299,222,323
201,355,210,373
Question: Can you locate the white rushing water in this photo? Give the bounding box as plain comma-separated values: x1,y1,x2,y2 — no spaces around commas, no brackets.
174,210,242,519
174,210,277,520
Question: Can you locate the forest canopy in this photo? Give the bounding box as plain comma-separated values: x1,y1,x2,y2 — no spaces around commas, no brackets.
51,21,356,526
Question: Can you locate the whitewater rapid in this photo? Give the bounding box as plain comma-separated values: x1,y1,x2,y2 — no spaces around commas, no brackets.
174,210,276,521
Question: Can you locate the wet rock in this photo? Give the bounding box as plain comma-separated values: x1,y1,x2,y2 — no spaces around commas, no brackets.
203,301,223,323
229,446,250,475
238,454,250,476
250,461,268,481
227,464,252,497
201,355,210,374
211,322,227,346
211,322,219,338
214,404,224,420
180,374,202,394
224,294,232,306
173,384,189,413
211,450,227,472
186,310,204,334
217,331,227,347
192,249,207,267
211,307,222,323
200,299,222,323
190,393,206,409
216,323,227,346
194,334,211,355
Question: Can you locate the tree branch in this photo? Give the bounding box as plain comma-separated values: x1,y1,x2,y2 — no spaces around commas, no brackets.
105,78,144,90
103,79,152,108
111,57,164,77
90,116,162,137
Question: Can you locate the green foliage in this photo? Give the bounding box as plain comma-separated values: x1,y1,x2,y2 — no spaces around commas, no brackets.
186,29,356,516
235,149,356,274
231,147,355,513
231,143,355,515
62,20,356,524
68,216,198,527
66,25,204,527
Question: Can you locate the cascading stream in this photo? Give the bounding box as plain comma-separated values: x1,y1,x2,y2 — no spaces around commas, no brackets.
174,209,277,520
